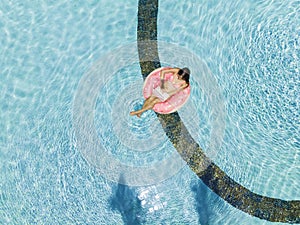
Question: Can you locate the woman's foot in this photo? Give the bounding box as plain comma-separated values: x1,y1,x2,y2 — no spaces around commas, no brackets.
130,111,142,118
130,111,137,116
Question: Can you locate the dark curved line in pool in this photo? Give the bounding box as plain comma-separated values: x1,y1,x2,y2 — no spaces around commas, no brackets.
137,0,300,223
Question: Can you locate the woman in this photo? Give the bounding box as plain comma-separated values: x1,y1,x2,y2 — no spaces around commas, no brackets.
130,67,190,117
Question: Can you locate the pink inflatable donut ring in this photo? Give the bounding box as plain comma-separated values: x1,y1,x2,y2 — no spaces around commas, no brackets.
143,67,191,114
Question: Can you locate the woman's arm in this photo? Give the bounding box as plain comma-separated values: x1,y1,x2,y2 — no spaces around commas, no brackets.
166,83,188,96
160,68,178,80
160,68,178,88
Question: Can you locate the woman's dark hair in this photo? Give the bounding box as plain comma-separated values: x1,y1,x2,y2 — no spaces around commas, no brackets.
181,67,190,85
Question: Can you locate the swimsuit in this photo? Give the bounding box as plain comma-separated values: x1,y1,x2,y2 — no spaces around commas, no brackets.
152,86,170,102
152,81,177,102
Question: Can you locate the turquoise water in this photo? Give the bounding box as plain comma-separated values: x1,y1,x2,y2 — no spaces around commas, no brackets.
158,0,299,201
1,0,299,225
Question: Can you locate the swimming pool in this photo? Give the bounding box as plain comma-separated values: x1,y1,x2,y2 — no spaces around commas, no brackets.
1,0,299,224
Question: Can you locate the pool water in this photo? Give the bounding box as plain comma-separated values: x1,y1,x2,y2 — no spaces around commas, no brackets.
1,0,299,224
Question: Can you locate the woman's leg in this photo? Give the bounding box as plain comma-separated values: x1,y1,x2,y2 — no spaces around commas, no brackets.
130,96,161,117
